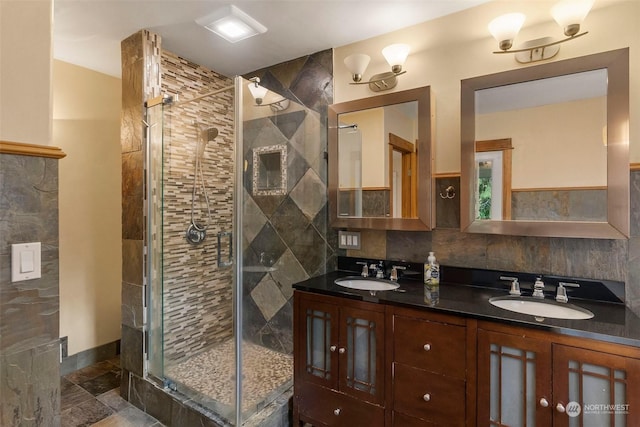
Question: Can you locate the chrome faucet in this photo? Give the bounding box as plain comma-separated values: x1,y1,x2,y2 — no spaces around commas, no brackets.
356,261,368,277
556,282,580,303
532,277,545,298
368,261,385,279
390,265,406,281
499,276,521,296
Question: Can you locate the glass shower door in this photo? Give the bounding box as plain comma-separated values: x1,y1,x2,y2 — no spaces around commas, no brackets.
146,77,239,424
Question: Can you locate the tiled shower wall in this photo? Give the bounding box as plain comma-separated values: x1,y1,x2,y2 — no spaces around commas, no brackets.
0,153,61,425
159,51,235,364
240,51,336,354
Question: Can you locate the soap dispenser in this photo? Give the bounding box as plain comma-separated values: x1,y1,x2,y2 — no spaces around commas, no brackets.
424,252,440,305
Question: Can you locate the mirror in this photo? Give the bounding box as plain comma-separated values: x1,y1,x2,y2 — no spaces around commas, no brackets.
329,86,434,230
461,48,629,239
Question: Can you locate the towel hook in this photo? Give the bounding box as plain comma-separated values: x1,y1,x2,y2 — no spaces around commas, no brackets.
440,185,456,199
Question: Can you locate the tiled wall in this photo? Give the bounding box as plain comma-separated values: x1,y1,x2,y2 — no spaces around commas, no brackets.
159,51,235,364
353,174,640,316
0,154,61,425
241,50,336,354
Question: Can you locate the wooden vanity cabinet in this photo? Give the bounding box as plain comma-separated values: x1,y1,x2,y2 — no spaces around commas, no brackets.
293,289,640,427
477,321,640,427
388,306,475,427
293,291,386,426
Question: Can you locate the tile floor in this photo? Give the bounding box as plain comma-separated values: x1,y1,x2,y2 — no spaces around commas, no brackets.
61,357,165,427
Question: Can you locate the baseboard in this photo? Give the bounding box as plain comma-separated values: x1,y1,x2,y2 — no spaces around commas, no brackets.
60,339,121,376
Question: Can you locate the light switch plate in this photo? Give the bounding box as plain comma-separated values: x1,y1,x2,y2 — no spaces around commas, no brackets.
338,231,361,250
11,242,41,282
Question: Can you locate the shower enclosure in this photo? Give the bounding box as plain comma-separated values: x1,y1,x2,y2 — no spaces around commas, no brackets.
144,75,327,425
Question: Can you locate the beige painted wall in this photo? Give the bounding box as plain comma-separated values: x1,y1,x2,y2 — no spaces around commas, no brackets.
53,60,122,355
334,0,639,172
0,0,52,145
477,97,607,188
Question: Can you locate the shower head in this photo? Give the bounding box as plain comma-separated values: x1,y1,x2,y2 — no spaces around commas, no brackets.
204,127,218,142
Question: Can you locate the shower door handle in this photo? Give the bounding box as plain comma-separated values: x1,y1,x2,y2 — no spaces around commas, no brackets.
217,231,233,267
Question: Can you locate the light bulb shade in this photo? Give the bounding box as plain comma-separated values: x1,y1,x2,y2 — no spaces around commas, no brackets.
381,44,410,71
551,0,593,36
248,82,268,104
344,54,370,82
488,13,526,50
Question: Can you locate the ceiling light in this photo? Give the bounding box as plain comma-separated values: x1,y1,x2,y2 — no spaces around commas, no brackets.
344,43,410,92
489,0,592,63
196,5,267,43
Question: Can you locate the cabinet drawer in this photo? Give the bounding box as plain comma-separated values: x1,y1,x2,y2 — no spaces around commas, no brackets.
394,315,466,379
393,363,465,425
392,411,438,427
297,382,384,427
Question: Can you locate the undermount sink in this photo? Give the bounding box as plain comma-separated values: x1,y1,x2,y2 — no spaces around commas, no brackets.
489,296,594,320
335,277,400,292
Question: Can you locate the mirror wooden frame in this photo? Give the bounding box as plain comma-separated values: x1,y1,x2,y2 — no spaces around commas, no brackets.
461,48,629,239
328,86,434,230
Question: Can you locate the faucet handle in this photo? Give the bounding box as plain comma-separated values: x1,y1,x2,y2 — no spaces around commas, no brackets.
390,265,406,281
556,282,579,303
356,261,369,277
499,276,521,296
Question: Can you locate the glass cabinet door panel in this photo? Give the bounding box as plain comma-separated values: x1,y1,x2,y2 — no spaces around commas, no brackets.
298,297,339,390
555,344,640,427
478,330,552,427
339,306,385,404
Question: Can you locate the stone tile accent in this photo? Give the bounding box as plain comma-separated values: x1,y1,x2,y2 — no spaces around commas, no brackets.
0,340,61,426
290,168,327,222
486,235,551,273
435,176,461,229
0,153,61,425
251,276,288,321
550,237,627,282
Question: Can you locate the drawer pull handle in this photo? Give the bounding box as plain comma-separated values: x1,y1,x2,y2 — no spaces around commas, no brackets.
539,398,549,408
423,343,432,351
334,408,341,416
556,403,566,413
338,347,346,354
423,393,431,402
330,345,337,352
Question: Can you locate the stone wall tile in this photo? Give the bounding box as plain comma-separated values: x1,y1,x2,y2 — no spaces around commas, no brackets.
0,340,60,426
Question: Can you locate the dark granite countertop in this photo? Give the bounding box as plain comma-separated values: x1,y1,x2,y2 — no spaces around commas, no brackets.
293,270,640,349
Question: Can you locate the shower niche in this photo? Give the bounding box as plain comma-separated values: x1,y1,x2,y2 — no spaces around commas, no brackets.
252,144,287,196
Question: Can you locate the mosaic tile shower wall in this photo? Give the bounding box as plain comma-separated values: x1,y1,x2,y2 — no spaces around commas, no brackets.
159,50,235,364
241,50,336,354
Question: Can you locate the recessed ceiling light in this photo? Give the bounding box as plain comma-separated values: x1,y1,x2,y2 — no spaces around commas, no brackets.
196,5,267,43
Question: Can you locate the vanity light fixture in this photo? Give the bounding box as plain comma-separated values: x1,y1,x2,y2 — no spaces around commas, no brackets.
247,77,290,112
344,43,410,92
196,5,267,43
488,0,593,63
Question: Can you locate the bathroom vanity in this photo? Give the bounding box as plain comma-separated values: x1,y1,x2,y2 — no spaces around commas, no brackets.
292,261,640,426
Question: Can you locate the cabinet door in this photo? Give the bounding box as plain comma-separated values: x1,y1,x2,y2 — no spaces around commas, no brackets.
553,344,640,427
478,329,552,427
298,297,340,391
339,305,385,405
